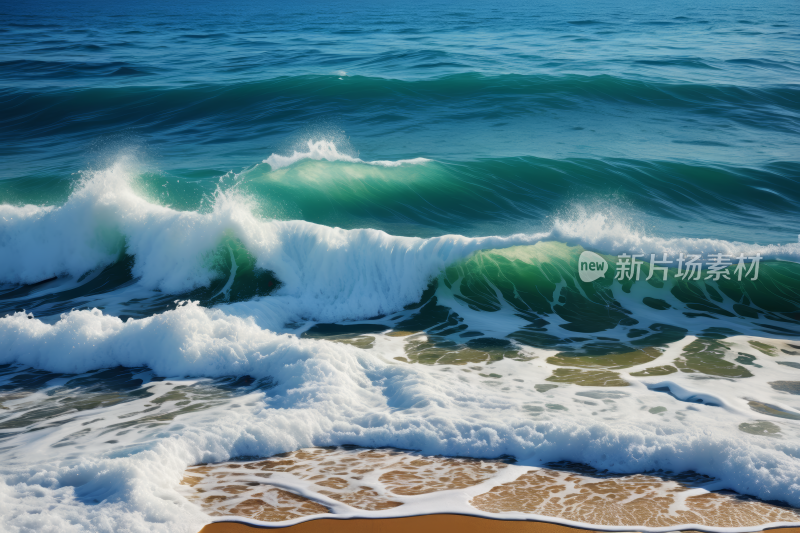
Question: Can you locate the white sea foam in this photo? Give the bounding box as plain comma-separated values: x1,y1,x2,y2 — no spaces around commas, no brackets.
1,159,798,322
2,158,800,532
262,139,430,170
550,212,800,263
2,311,800,531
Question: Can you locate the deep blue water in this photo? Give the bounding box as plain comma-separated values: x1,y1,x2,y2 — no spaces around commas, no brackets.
1,0,799,329
2,0,799,179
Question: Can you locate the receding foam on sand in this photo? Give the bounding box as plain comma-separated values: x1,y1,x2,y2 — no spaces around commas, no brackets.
181,447,800,530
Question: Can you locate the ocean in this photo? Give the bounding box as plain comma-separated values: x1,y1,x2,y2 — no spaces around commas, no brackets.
1,0,800,531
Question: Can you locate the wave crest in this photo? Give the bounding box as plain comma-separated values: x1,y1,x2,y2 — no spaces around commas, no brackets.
263,139,429,170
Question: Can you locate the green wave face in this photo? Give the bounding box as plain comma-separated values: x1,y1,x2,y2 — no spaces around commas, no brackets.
309,243,800,381
437,242,800,342
246,157,800,240
294,241,800,388
3,157,799,325
4,157,798,241
38,155,788,244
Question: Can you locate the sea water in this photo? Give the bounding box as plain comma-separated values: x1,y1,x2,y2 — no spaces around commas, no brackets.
1,0,800,531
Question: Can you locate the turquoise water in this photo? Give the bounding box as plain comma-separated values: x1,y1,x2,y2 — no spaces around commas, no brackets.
2,0,799,332
2,1,800,531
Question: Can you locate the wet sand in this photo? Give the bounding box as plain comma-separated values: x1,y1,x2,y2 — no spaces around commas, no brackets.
199,515,595,533
199,516,800,533
180,447,800,529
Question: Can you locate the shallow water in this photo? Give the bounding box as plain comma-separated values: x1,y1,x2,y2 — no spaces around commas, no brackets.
180,446,800,528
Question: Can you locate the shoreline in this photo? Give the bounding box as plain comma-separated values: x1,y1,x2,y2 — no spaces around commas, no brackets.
183,447,800,530
199,516,800,533
199,515,599,533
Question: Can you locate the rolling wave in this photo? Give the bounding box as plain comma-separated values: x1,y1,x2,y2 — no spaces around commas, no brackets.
1,153,798,330
3,73,798,138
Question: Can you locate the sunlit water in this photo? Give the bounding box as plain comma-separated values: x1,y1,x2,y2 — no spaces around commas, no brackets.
1,0,800,531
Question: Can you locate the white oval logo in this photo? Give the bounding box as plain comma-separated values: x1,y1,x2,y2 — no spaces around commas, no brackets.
578,251,608,282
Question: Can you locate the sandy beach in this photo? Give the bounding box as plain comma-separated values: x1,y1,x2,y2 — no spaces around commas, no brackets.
180,447,800,531
200,515,598,533
200,516,800,533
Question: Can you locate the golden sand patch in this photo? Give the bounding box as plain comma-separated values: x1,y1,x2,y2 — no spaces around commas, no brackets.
182,447,800,528
181,471,328,522
470,468,800,528
182,447,507,518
